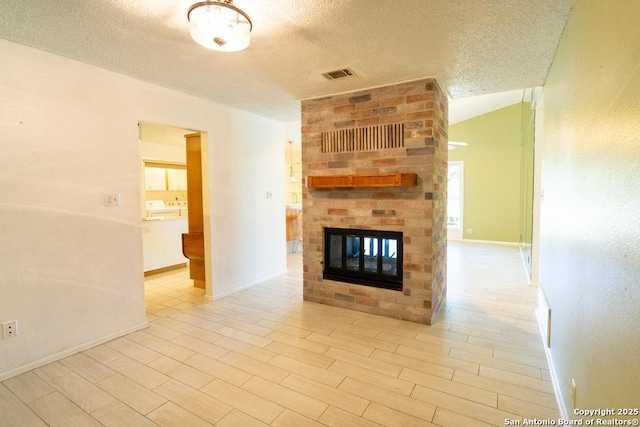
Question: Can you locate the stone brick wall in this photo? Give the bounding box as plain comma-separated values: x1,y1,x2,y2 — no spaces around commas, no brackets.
301,78,448,325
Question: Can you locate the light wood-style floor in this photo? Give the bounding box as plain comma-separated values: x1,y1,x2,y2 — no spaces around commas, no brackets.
0,241,558,426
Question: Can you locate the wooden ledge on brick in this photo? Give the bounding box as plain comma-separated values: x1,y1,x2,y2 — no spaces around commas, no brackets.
307,173,417,189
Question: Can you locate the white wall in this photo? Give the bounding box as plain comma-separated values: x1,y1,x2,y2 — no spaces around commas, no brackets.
539,1,640,416
0,39,286,379
208,110,288,297
139,141,187,164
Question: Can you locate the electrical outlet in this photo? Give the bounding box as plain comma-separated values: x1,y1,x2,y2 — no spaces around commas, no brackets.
103,193,121,207
571,379,577,408
2,320,18,339
467,228,473,234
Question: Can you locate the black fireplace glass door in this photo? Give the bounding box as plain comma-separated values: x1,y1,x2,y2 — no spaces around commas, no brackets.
363,236,379,274
345,235,360,271
381,237,398,276
329,234,343,268
323,227,403,291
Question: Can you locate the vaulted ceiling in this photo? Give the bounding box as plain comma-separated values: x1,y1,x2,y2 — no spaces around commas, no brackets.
0,0,573,122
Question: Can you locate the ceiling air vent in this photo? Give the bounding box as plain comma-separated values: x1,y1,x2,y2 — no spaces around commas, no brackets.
322,68,355,80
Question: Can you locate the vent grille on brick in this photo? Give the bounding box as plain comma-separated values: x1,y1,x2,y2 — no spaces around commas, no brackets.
321,123,404,153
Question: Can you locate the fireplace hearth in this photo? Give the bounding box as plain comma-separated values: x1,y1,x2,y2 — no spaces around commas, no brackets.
324,228,403,291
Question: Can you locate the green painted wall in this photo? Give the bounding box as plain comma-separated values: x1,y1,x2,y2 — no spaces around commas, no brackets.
449,103,528,242
540,0,640,415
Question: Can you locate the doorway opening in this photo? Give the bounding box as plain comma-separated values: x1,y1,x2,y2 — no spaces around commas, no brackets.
285,140,302,255
138,122,209,290
447,161,464,240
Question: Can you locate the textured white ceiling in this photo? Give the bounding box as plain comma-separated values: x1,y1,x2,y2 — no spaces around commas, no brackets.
0,0,573,122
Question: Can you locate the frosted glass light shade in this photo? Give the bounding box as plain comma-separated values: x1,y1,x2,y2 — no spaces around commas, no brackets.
188,1,252,52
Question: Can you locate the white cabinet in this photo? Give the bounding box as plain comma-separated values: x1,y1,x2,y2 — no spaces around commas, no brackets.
144,164,187,191
142,219,188,272
167,168,187,190
144,166,166,190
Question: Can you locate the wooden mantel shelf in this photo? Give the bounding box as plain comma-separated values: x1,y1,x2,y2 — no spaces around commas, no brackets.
307,173,417,189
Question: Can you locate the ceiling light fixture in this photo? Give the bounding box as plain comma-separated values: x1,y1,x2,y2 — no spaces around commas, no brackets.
187,1,252,52
448,141,468,150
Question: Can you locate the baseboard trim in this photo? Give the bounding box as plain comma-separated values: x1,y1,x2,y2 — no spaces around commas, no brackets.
144,263,187,276
520,252,532,285
454,238,519,246
536,288,569,420
0,321,149,382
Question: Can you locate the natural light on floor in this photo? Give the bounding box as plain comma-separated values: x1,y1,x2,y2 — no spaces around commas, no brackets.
0,244,557,426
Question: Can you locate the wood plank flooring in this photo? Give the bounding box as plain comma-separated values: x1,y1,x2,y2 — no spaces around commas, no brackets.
0,241,558,426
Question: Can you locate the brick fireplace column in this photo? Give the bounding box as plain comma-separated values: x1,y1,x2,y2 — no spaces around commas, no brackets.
301,78,448,325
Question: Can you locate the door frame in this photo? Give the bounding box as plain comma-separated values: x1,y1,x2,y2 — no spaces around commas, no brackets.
447,161,464,240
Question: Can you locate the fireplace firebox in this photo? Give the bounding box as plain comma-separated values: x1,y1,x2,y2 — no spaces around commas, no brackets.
323,228,403,291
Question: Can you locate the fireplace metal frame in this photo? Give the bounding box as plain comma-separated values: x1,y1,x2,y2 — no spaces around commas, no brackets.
323,227,403,291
